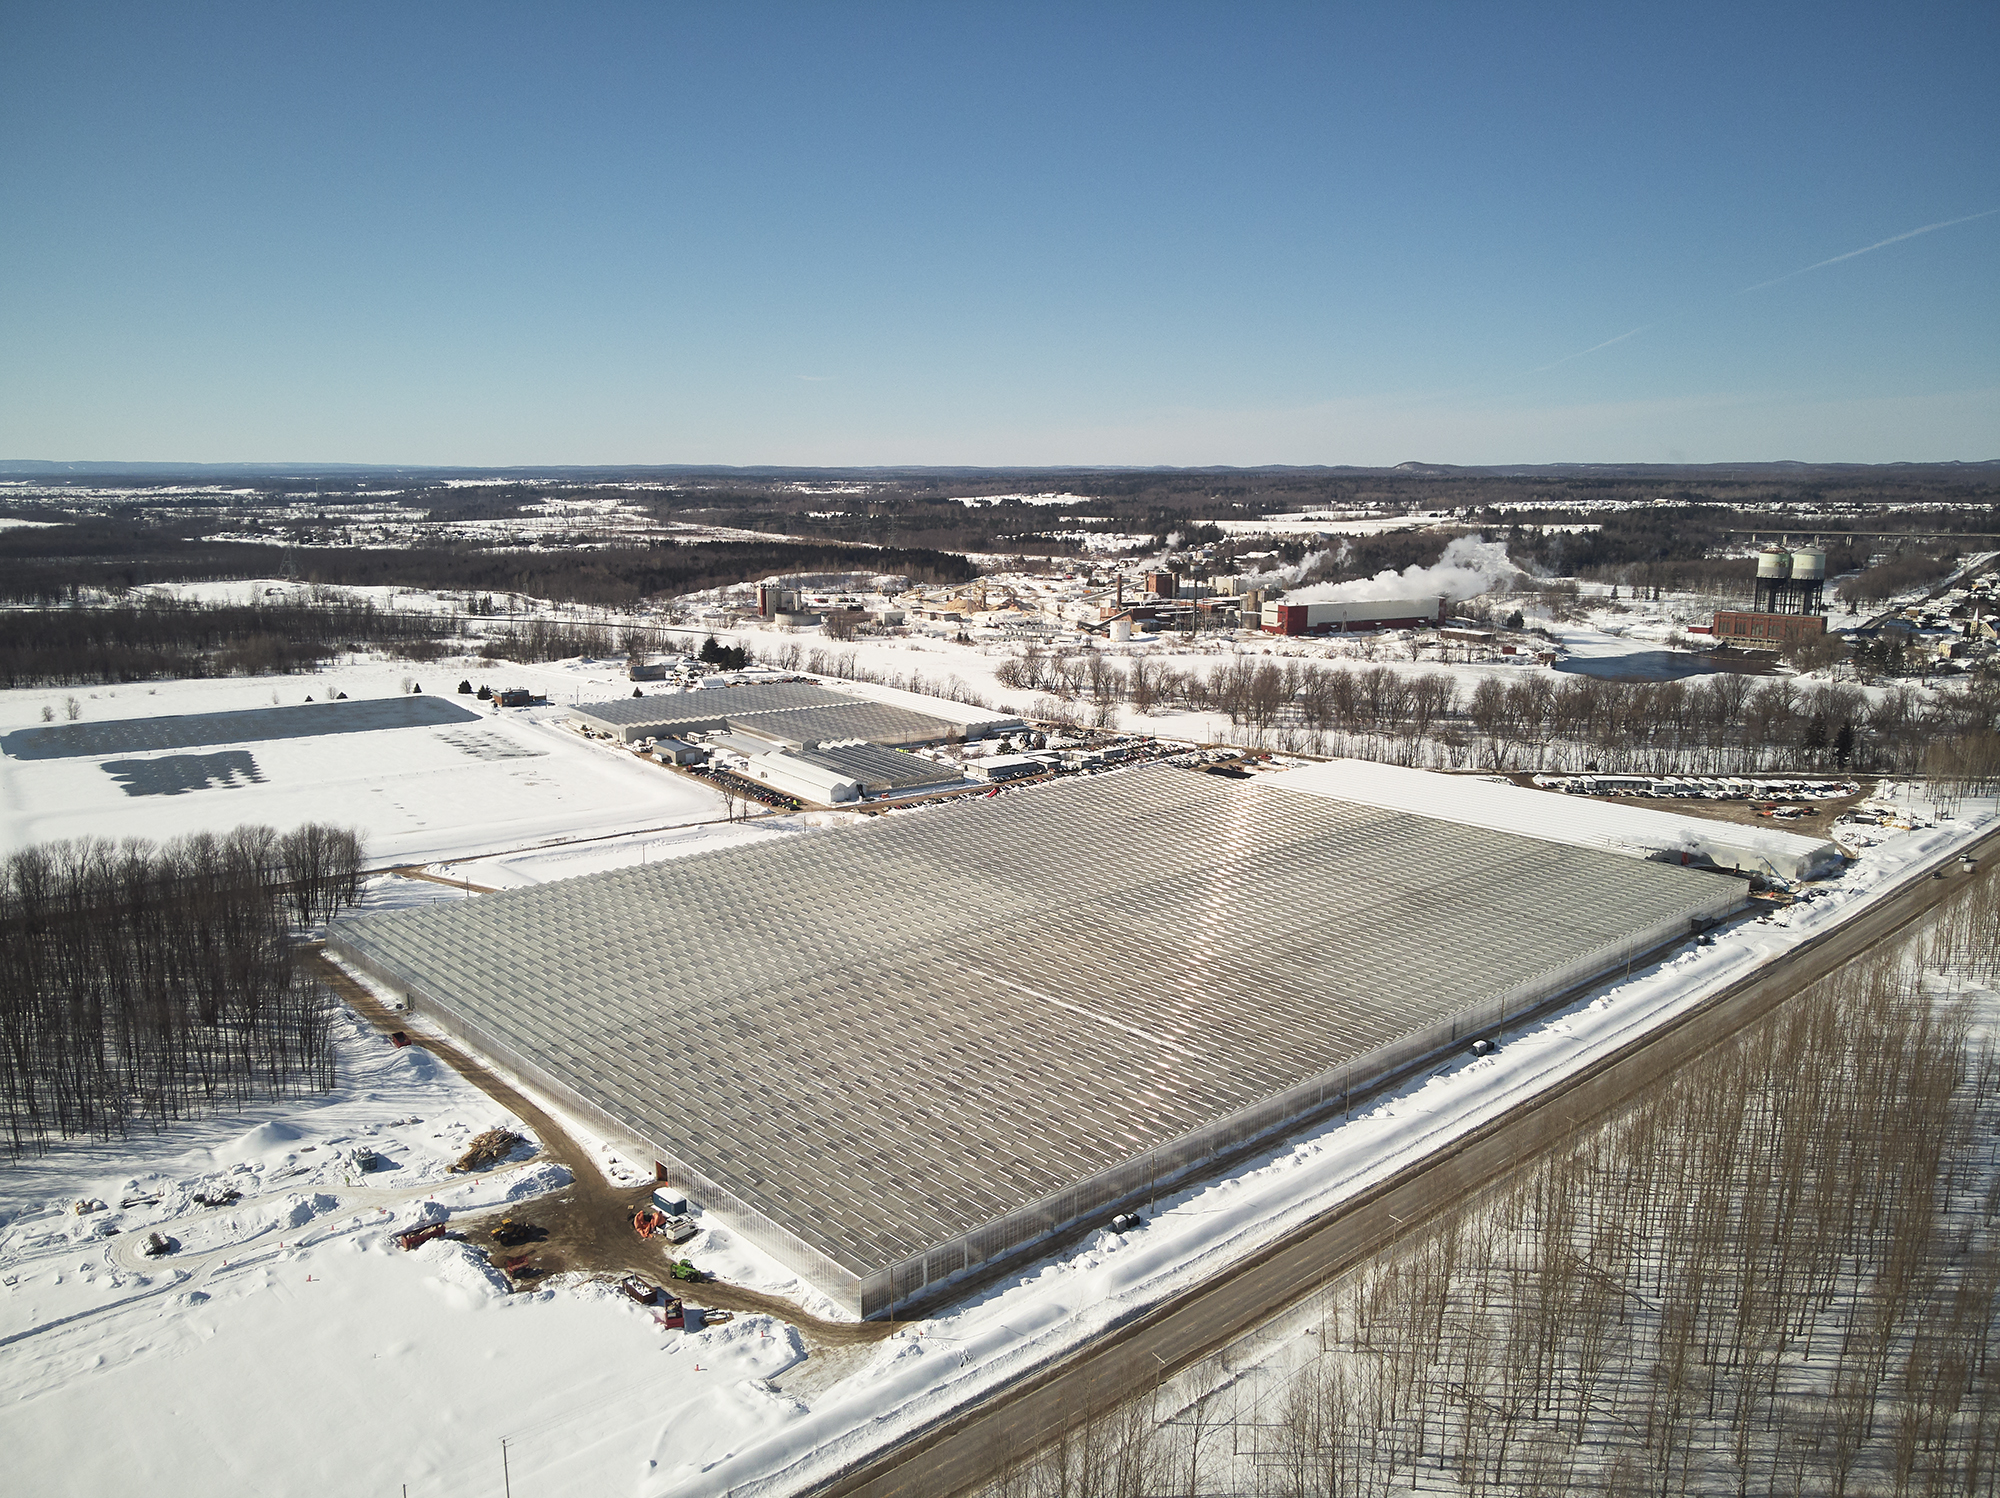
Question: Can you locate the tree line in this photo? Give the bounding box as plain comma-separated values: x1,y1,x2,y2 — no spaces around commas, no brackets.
0,514,977,611
0,599,456,687
996,644,2000,777
979,873,2000,1496
1841,543,1967,606
0,823,364,1157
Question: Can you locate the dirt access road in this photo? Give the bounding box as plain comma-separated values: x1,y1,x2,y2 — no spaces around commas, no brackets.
805,824,2000,1498
387,865,500,895
307,950,891,1349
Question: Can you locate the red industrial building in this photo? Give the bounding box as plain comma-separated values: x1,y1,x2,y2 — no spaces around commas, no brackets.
1262,595,1447,636
1712,611,1827,646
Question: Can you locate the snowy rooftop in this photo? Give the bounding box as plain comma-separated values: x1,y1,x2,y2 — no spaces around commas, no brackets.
331,767,1739,1312
744,701,964,750
1267,760,1844,882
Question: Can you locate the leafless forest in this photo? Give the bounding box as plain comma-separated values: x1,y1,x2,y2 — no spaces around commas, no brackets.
984,869,2000,1497
0,824,364,1157
980,645,2000,779
0,599,461,687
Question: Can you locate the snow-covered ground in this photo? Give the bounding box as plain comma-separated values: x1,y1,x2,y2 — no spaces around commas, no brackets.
0,999,810,1496
0,662,728,863
1211,510,1461,537
1272,758,1842,879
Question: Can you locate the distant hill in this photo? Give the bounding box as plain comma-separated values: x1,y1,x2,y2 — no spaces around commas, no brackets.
3,458,1996,482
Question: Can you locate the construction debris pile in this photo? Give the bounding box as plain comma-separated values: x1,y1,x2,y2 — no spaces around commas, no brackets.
449,1129,526,1174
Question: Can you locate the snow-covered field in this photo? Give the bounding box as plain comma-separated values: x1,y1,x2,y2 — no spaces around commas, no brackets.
0,1001,808,1496
1212,510,1459,536
0,662,727,863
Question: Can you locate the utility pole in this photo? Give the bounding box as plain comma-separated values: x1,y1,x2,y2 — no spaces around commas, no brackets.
501,1439,512,1498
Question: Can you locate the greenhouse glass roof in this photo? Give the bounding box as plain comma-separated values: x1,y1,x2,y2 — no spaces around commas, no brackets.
569,682,961,746
331,767,1737,1283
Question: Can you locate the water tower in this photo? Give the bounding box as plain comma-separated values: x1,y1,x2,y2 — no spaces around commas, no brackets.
1752,546,1827,616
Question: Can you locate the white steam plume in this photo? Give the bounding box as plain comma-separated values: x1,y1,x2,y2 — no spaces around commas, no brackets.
1282,535,1518,605
1237,547,1332,590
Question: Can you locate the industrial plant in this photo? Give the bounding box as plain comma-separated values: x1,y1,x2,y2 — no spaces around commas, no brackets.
329,767,1743,1320
1712,545,1829,647
1259,594,1448,636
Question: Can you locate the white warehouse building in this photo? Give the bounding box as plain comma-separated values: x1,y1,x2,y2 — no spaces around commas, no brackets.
742,750,861,804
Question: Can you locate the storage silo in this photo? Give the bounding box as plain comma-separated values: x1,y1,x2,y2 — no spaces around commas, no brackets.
1753,547,1794,613
1787,548,1827,613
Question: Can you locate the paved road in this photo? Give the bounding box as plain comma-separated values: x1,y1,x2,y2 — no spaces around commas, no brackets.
808,825,2000,1498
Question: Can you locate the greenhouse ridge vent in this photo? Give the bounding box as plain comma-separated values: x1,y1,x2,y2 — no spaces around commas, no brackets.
329,767,1744,1318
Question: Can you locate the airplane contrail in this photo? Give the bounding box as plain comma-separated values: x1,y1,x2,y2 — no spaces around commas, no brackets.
1531,324,1653,373
1531,206,1997,373
1740,207,1999,294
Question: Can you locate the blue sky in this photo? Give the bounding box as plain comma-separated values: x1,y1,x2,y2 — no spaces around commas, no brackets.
3,2,1994,465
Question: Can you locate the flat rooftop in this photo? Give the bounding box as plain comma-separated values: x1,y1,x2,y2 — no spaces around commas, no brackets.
332,767,1738,1311
802,742,967,793
1,694,481,760
569,682,962,747
570,681,841,729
